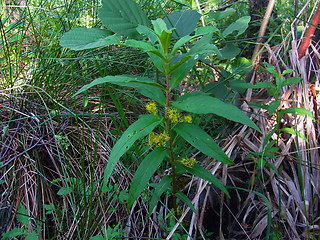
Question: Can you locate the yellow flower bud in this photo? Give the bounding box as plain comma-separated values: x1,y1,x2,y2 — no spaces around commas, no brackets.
180,157,197,168
146,102,158,115
167,107,181,123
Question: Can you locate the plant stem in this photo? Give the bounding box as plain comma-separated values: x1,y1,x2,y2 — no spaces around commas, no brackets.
165,68,178,218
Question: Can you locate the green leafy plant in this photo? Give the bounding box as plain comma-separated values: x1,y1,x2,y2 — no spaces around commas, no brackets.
234,63,313,169
89,223,124,240
2,203,40,240
60,0,260,218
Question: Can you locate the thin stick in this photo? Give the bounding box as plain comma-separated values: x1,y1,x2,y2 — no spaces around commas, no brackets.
251,0,276,63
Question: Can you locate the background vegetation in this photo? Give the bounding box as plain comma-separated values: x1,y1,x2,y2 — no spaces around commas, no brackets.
1,0,320,239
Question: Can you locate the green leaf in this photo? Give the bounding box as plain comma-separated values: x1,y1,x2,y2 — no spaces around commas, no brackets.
282,76,302,87
43,204,55,214
124,39,165,59
119,190,129,204
195,26,219,36
278,107,314,120
57,187,73,195
98,0,150,38
262,124,278,149
175,192,196,213
177,162,230,197
168,55,191,74
170,57,198,89
265,100,281,115
209,8,235,21
128,147,168,209
230,81,275,91
231,57,252,75
152,18,172,36
172,92,261,133
218,43,240,60
159,30,173,56
25,231,39,240
136,25,159,44
222,16,251,37
60,28,120,50
171,35,194,56
150,19,173,55
280,128,308,142
172,0,192,8
149,53,166,73
189,34,220,56
102,115,162,189
90,236,104,240
2,228,25,240
174,122,233,165
257,157,266,169
264,63,280,79
164,10,201,38
72,75,166,106
149,175,172,216
17,204,29,226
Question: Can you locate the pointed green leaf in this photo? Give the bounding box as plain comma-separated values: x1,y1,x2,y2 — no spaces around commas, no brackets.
60,28,120,50
176,162,230,197
148,53,166,73
2,228,25,240
265,99,281,115
229,81,275,91
159,29,173,56
172,92,261,133
72,75,166,105
168,55,191,74
174,122,233,164
57,187,73,195
280,128,308,143
164,10,201,38
103,115,162,189
282,76,302,87
172,0,192,8
149,175,172,216
137,25,159,44
218,43,240,60
128,147,168,209
124,39,165,59
189,34,221,56
152,18,171,36
170,58,197,89
195,26,219,36
222,16,251,37
89,236,104,240
171,35,193,56
17,204,29,226
25,231,38,240
98,0,149,38
209,8,235,21
278,107,314,120
175,192,196,213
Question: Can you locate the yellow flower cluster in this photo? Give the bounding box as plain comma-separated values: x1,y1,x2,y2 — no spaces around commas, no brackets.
148,131,170,147
167,107,192,123
182,115,192,123
180,157,197,168
146,102,158,115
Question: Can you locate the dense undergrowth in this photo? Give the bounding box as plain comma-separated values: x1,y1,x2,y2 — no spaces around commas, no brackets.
1,0,320,239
